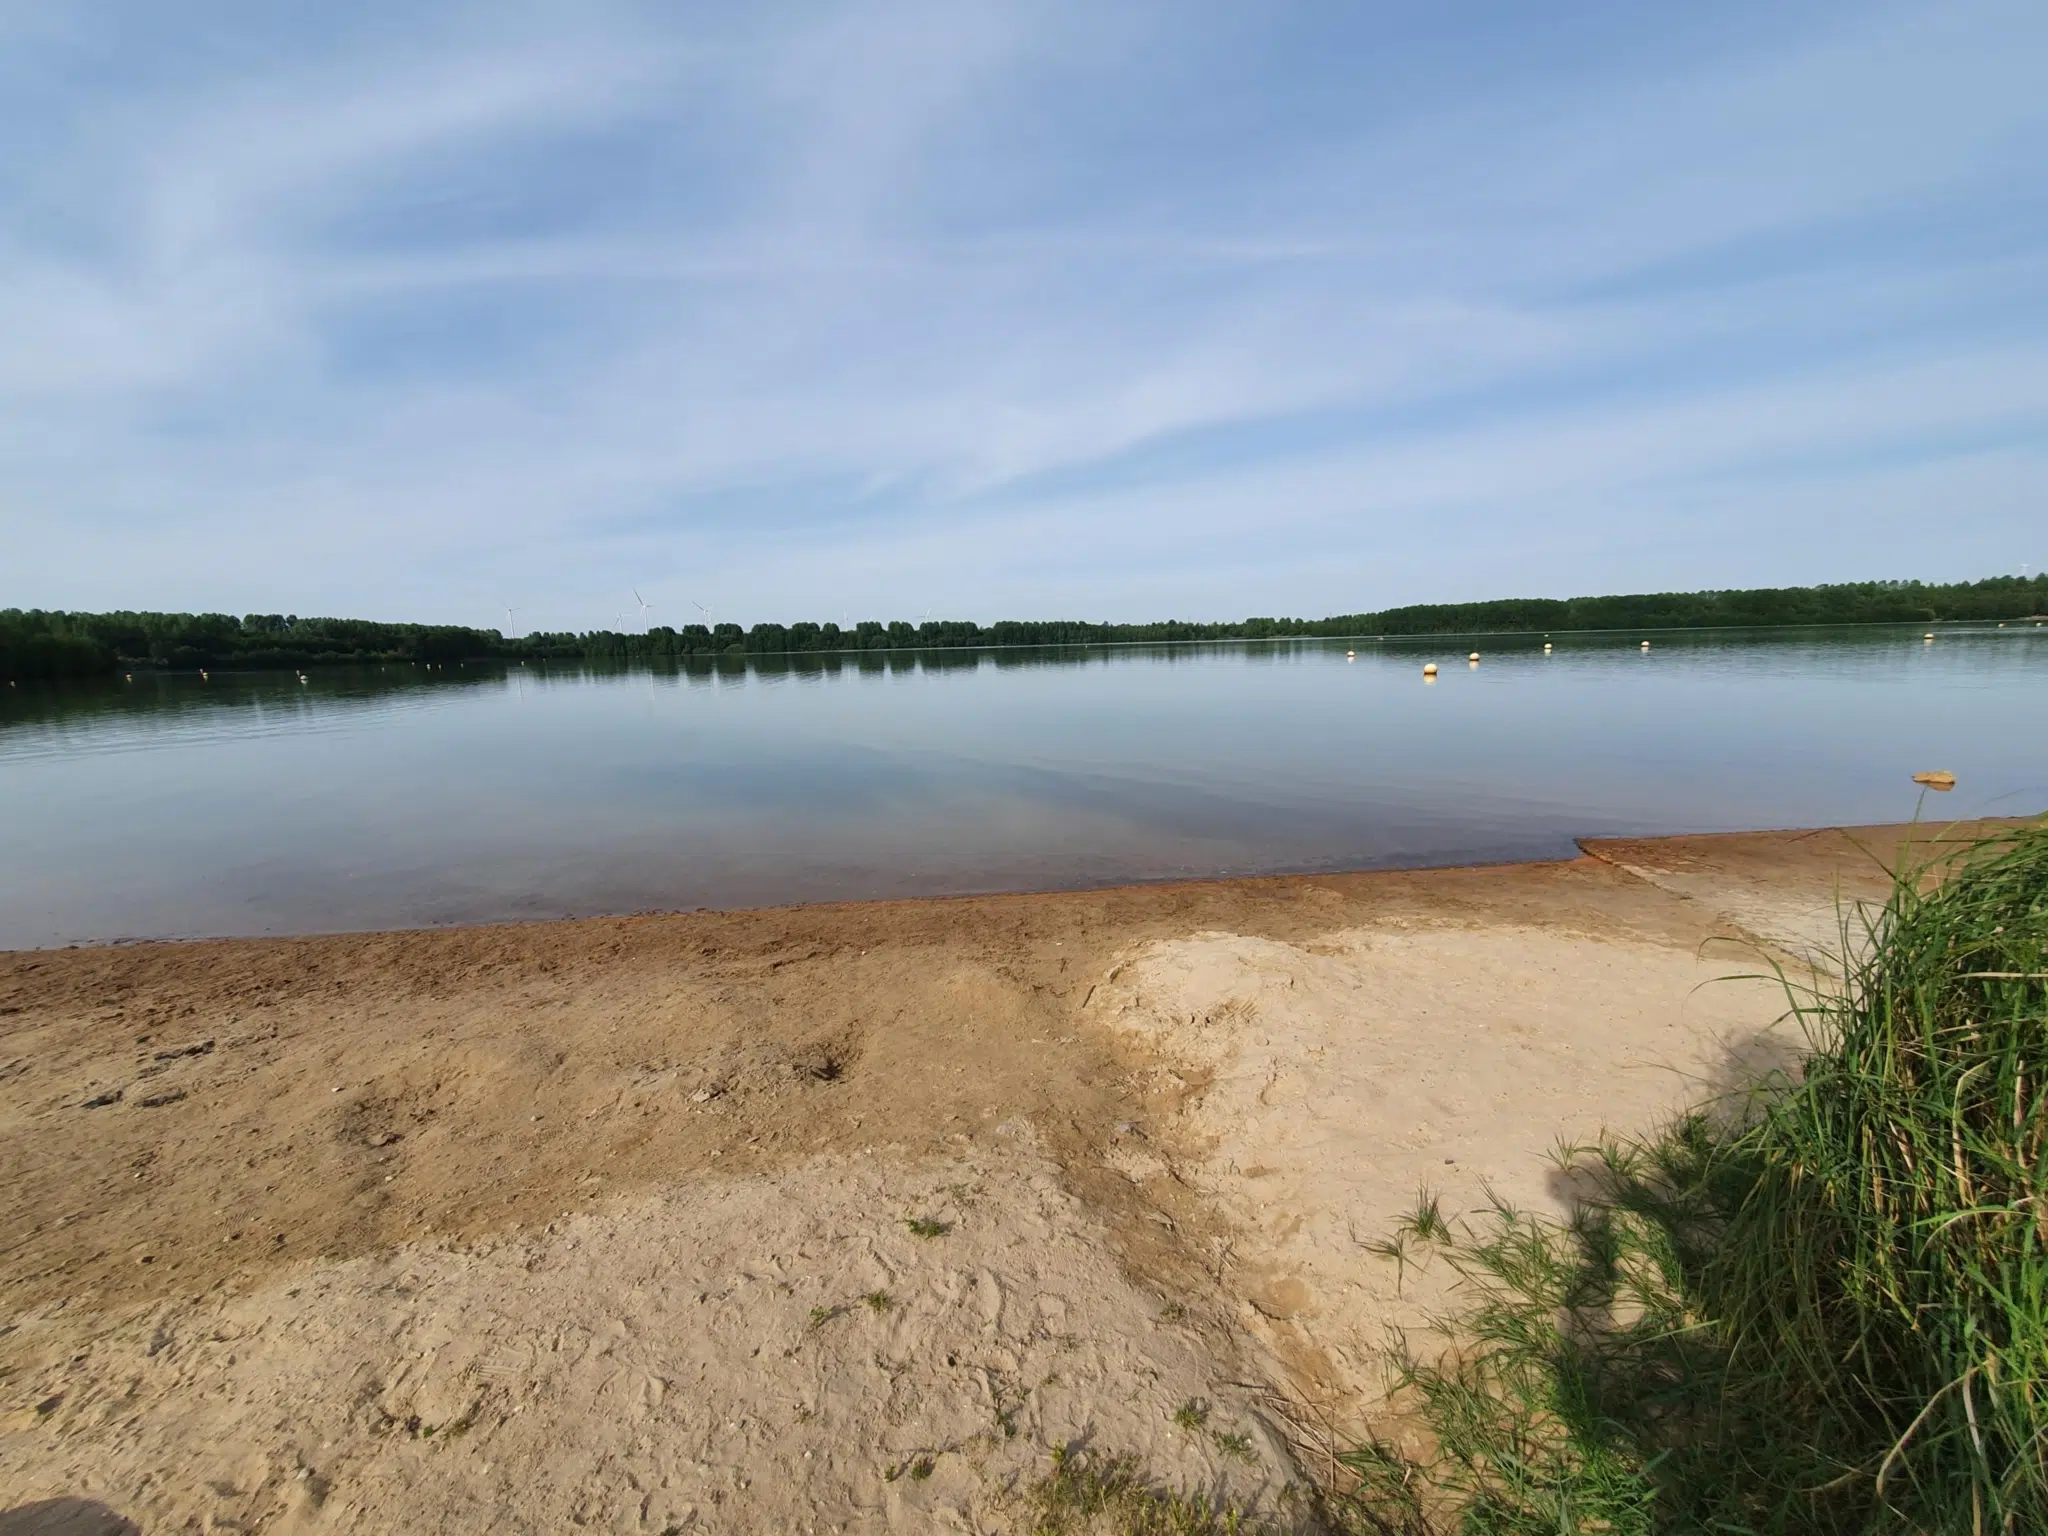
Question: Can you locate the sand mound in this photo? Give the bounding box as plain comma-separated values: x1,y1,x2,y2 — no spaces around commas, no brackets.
1091,920,1788,1406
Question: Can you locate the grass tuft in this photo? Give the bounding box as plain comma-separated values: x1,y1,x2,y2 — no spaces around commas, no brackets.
1028,1446,1271,1535
863,1289,893,1313
1211,1430,1257,1464
906,1215,952,1239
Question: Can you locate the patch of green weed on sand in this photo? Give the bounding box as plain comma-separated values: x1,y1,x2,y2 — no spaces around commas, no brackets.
1027,1447,1274,1535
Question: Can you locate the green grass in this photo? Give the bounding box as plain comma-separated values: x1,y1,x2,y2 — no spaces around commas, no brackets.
863,1289,894,1313
1174,1400,1211,1432
1336,818,2048,1534
1028,1447,1273,1535
905,1215,952,1238
1211,1431,1257,1464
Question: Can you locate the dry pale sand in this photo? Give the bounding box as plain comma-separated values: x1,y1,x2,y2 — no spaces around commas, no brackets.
0,820,2018,1534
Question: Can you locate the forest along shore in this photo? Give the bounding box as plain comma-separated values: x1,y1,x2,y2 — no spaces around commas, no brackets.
0,821,2017,1533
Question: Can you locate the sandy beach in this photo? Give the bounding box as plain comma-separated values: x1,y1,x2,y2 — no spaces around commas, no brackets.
0,821,2012,1534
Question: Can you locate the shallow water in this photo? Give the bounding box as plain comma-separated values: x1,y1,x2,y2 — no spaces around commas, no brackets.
2,625,2044,947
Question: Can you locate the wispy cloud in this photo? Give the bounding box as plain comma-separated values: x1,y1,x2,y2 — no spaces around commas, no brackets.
2,0,2043,629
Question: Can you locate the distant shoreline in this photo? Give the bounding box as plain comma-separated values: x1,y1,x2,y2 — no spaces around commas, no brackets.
11,611,2046,683
7,572,2047,680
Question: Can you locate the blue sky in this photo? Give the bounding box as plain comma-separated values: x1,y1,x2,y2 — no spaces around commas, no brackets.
2,1,2044,632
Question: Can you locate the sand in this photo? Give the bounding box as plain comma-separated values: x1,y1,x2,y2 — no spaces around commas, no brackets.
0,821,2016,1533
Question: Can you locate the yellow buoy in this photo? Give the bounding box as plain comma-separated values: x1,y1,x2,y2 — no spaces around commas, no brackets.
1468,651,1480,662
1924,633,1935,642
1640,640,1651,650
1912,770,1957,792
1422,662,1438,677
1345,650,1355,660
1543,642,1553,652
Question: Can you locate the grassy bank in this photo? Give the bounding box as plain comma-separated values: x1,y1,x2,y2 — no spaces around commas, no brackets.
1330,818,2048,1534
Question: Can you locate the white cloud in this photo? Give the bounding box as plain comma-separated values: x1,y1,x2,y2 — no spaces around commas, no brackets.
2,0,2043,626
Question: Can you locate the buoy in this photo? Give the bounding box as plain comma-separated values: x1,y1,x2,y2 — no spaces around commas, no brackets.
1345,650,1355,660
1912,770,1957,792
124,673,132,682
1640,640,1651,650
1422,662,1438,677
1468,652,1480,662
1924,633,1935,642
1543,642,1553,652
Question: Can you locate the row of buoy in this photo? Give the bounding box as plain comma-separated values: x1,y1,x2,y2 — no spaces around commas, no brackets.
1418,639,1649,676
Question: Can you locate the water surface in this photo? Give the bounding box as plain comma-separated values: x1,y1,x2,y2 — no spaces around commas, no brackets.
3,626,2044,948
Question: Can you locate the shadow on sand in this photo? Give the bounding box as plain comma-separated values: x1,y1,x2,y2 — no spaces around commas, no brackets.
0,1501,139,1535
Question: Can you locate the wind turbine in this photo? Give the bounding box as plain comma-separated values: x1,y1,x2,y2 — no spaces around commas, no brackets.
633,589,651,632
692,600,714,630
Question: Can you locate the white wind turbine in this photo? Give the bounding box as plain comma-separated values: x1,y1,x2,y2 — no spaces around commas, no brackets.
633,589,652,632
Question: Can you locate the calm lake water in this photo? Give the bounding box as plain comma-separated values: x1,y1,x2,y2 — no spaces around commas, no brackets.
2,625,2044,948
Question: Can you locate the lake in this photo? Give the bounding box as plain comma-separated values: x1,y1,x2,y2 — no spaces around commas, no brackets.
2,625,2044,948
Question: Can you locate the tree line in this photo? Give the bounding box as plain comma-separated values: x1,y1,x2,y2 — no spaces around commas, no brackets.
5,574,2044,680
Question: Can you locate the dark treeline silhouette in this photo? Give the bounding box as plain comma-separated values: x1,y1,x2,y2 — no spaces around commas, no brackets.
5,575,2045,679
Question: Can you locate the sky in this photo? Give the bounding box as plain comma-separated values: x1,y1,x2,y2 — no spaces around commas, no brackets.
2,1,2044,633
